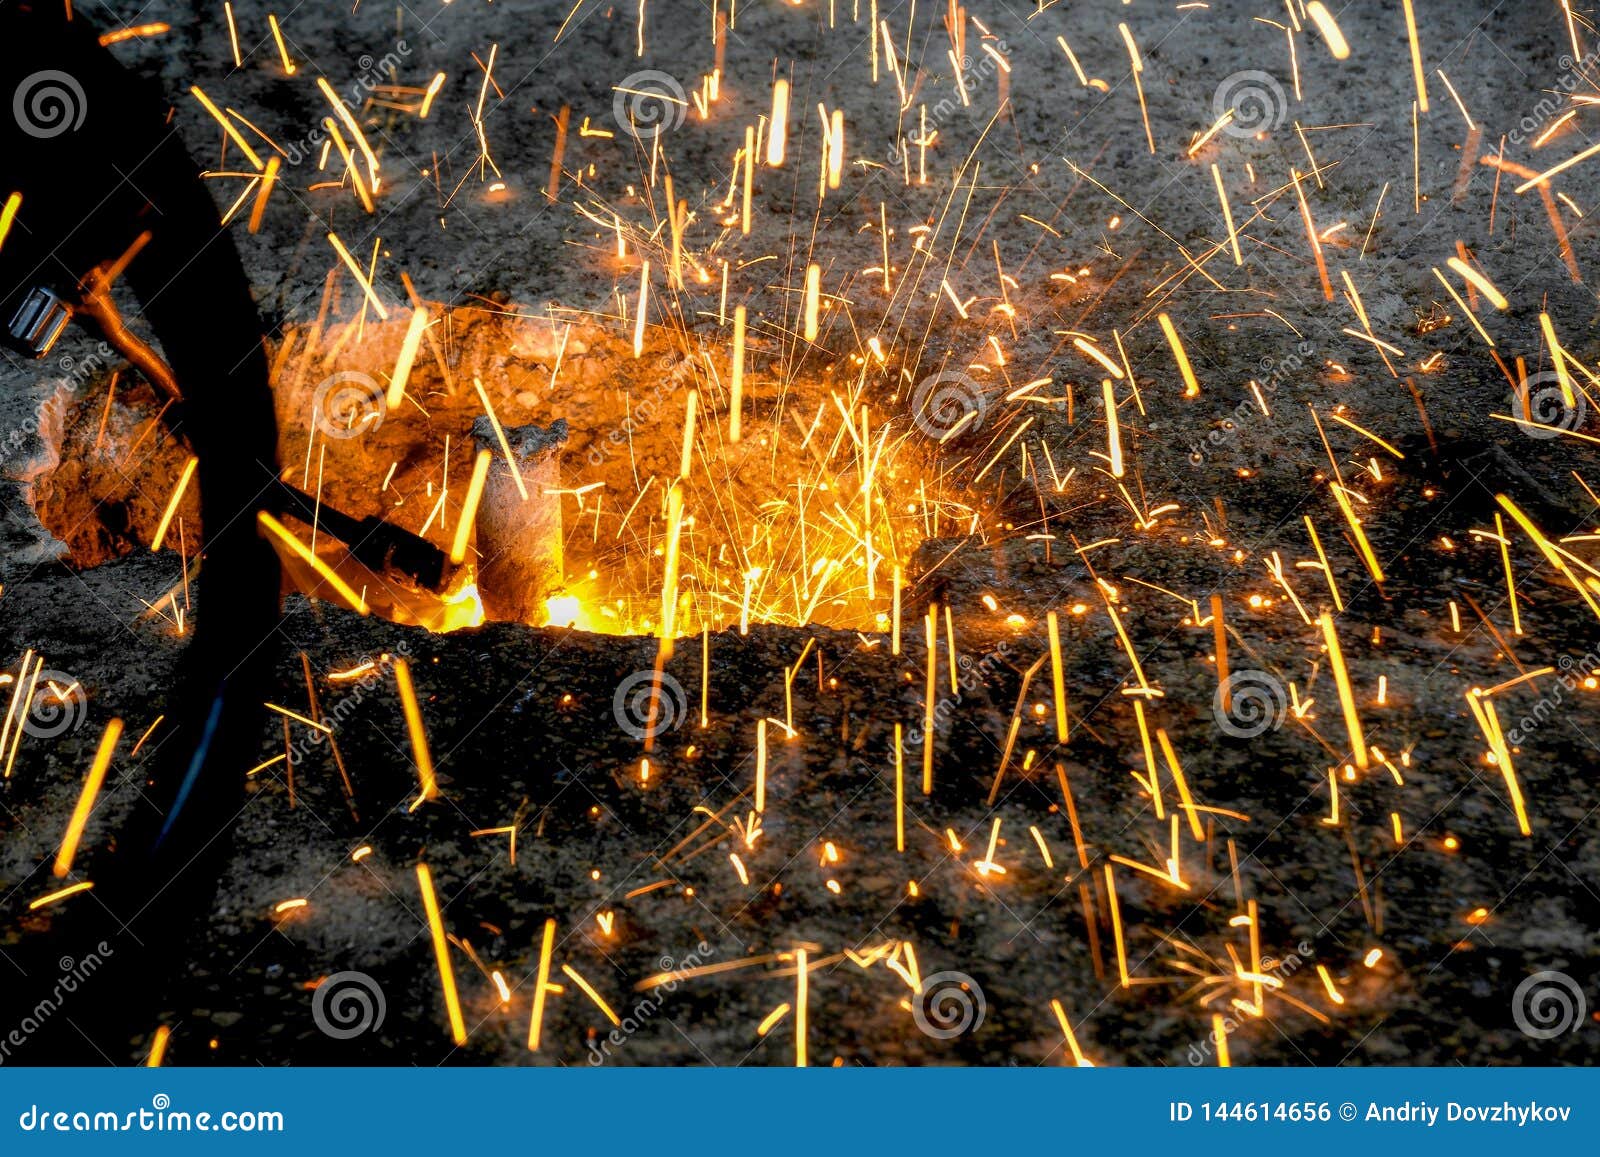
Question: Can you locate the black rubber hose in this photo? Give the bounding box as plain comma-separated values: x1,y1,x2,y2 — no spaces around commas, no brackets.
0,2,280,1062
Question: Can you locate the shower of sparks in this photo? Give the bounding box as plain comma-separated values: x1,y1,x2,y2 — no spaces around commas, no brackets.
13,0,1600,1069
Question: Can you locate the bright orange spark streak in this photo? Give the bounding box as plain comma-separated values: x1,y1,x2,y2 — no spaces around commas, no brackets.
755,718,768,812
1538,311,1578,407
1212,1013,1231,1065
922,608,937,794
451,449,492,565
0,192,19,253
1431,267,1494,347
318,76,380,192
1497,494,1600,620
1319,612,1369,770
757,1004,791,1036
1105,863,1131,988
256,511,369,615
803,262,821,340
1049,998,1093,1066
327,232,389,319
1436,69,1476,131
1291,168,1335,300
1496,512,1522,636
323,120,375,213
660,483,685,639
268,14,297,75
419,73,447,119
1330,480,1385,584
98,21,170,45
1187,111,1234,157
190,86,264,169
767,78,789,166
387,306,430,408
393,658,438,800
678,390,697,479
1316,964,1345,1005
1157,313,1200,397
54,718,122,877
1211,163,1242,264
794,947,809,1067
1102,378,1125,474
1055,36,1089,86
827,109,845,189
1156,729,1205,840
1047,610,1068,744
1305,2,1351,59
264,702,329,732
729,304,747,442
416,863,467,1045
1446,256,1508,309
561,963,621,1026
741,125,755,234
1117,23,1155,154
1402,0,1429,112
150,456,197,551
29,881,93,910
223,2,241,65
146,1025,172,1067
246,155,280,235
473,376,529,499
894,722,905,852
